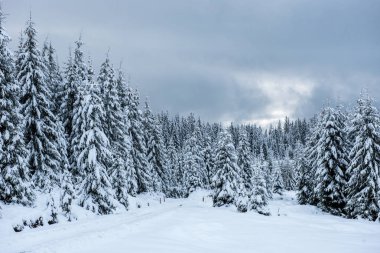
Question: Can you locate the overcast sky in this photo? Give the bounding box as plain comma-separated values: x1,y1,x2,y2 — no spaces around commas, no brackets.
3,0,380,125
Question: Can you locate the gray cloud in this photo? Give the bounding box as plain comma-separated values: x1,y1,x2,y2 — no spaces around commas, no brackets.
3,0,380,125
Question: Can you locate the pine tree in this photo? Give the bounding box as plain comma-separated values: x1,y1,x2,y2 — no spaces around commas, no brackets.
235,184,248,213
77,81,116,215
16,17,61,191
212,130,241,207
116,69,137,196
0,9,34,205
183,134,203,195
98,55,133,206
296,142,313,205
297,116,321,205
249,163,270,215
60,168,75,220
166,136,183,197
314,106,348,215
272,165,284,195
127,87,152,193
143,99,168,193
57,116,74,220
345,95,380,221
236,128,253,193
61,38,87,140
203,135,215,188
281,154,296,190
42,41,62,114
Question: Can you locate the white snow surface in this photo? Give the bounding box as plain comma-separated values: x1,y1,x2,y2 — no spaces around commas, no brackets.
1,190,380,253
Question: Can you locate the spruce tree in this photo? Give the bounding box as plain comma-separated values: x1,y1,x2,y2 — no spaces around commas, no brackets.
314,106,348,215
126,87,152,193
296,142,313,205
297,116,321,205
116,69,137,196
0,10,34,205
166,136,183,197
77,81,116,215
16,17,61,191
235,184,248,213
249,163,270,215
203,135,215,188
61,38,87,140
345,95,380,221
272,165,284,195
98,55,133,205
183,134,203,195
42,42,62,114
236,128,253,193
143,99,169,193
212,130,241,207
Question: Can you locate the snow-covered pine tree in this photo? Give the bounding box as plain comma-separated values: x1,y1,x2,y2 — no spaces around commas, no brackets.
345,94,380,221
212,130,241,207
0,9,34,205
272,164,284,195
297,115,321,205
116,69,137,196
126,87,152,193
61,38,87,140
14,31,24,84
77,81,116,215
236,127,253,193
183,134,203,195
166,136,183,197
60,167,75,220
16,17,62,191
56,114,74,220
194,123,208,187
249,163,270,215
281,154,296,191
314,106,349,215
203,135,215,188
98,55,133,207
295,141,313,205
235,184,249,213
116,68,129,111
42,41,63,114
143,99,168,193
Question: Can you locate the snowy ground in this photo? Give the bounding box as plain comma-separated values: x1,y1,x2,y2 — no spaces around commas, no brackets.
1,191,380,253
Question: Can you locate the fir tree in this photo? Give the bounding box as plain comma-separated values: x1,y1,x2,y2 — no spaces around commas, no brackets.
166,136,183,197
272,165,284,195
298,116,321,205
126,87,152,193
203,135,215,188
314,106,348,215
143,99,168,193
116,69,137,196
42,41,62,114
345,95,380,221
296,142,313,205
98,55,133,205
61,38,87,139
183,134,203,195
235,185,248,213
236,128,253,193
212,130,241,207
16,17,61,191
0,9,34,205
249,164,270,215
77,81,116,215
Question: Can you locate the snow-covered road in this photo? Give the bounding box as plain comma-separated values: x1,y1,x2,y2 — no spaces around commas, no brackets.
1,191,380,253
